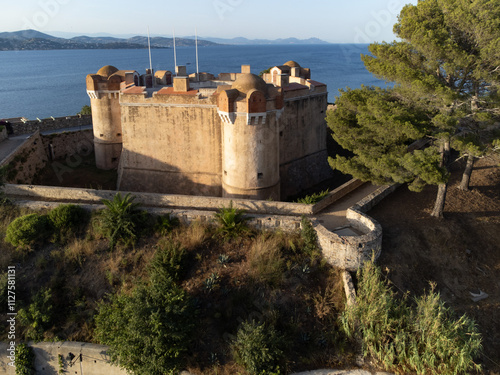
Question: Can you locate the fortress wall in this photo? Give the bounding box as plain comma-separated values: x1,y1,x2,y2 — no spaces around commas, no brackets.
0,131,48,184
8,115,92,136
41,130,94,161
117,94,222,195
4,184,314,215
278,93,332,198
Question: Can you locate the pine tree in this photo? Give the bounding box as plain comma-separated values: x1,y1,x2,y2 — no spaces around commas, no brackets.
335,0,500,217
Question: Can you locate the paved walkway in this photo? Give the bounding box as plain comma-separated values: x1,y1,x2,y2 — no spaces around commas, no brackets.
0,134,30,162
315,183,380,231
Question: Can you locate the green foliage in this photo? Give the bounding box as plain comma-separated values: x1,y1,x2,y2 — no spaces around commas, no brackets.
15,343,35,375
357,0,500,207
0,272,7,306
95,193,142,250
327,86,447,190
48,204,89,244
214,201,249,239
18,288,53,341
78,105,92,115
94,250,195,375
295,189,329,204
5,213,52,250
259,66,272,77
232,320,284,375
149,241,188,282
204,272,220,292
341,261,482,374
154,213,180,236
300,216,319,256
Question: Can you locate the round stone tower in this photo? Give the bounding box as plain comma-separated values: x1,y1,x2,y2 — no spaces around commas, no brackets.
86,65,124,170
218,73,283,200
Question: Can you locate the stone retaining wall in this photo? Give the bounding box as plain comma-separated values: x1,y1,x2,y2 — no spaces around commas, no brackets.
0,341,126,375
4,184,314,216
311,179,366,214
313,184,396,271
7,115,92,135
0,131,48,184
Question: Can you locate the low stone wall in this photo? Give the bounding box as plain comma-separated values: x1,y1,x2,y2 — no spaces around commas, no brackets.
311,179,366,214
4,184,314,216
0,341,126,375
13,200,303,233
8,115,92,136
313,184,395,271
0,131,48,184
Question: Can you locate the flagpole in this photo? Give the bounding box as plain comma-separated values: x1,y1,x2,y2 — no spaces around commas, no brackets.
173,28,177,70
195,27,199,80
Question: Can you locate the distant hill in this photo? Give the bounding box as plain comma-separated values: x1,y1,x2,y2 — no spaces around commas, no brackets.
200,36,330,45
0,30,217,51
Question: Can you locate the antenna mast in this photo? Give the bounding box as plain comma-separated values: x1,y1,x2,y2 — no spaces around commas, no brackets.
147,26,153,73
173,28,177,69
195,28,199,80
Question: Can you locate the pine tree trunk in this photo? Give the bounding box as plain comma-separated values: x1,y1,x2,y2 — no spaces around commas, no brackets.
431,139,451,218
431,183,448,218
459,154,475,191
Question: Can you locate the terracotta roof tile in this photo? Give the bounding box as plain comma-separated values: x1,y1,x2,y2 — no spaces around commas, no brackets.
283,83,308,91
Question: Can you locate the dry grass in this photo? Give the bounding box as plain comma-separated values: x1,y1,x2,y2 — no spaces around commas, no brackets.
174,221,210,250
247,234,285,286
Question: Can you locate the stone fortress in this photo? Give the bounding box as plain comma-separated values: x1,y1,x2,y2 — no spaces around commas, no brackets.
86,61,332,200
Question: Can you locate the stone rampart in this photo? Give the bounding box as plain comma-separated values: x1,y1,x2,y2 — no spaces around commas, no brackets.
0,131,48,184
4,184,314,216
311,179,366,214
313,184,396,271
0,341,126,375
8,115,92,136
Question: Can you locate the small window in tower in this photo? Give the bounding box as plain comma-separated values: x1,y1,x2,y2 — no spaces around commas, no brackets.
117,133,122,136
257,173,263,179
279,131,283,137
112,157,117,162
224,170,227,175
100,134,104,137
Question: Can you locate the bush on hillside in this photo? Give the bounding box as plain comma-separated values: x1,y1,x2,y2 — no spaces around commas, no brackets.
94,247,195,375
48,204,89,244
341,261,483,374
214,201,249,239
5,214,52,250
232,320,284,375
94,193,143,250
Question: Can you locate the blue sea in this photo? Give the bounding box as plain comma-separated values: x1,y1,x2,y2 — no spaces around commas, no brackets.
0,44,385,120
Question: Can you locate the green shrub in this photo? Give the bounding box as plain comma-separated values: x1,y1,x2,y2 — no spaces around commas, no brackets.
300,216,319,255
48,204,89,243
95,260,195,374
95,193,142,250
214,201,249,239
149,241,188,282
232,320,284,375
15,343,35,375
5,214,52,250
18,288,53,341
154,213,180,236
295,189,329,204
341,261,482,374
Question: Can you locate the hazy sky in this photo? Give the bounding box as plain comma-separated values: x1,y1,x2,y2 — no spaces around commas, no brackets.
2,0,418,43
